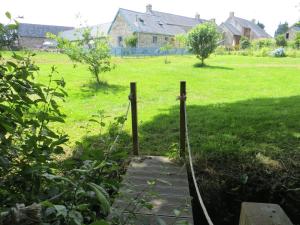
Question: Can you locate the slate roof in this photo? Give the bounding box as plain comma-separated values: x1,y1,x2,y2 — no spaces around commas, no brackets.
291,26,300,32
18,23,74,38
225,16,271,38
60,23,111,41
109,8,205,36
220,22,241,35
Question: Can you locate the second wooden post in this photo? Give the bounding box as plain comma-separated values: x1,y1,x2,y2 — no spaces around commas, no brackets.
180,81,186,158
130,82,139,155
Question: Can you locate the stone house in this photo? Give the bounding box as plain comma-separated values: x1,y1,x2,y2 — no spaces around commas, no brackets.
17,23,73,49
220,12,271,47
108,4,207,48
285,26,300,40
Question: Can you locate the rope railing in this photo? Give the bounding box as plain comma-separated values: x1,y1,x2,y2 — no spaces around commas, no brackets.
105,100,131,159
179,80,214,225
184,103,214,225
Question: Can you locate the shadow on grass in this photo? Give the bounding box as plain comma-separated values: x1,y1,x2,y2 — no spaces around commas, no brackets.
79,80,126,98
138,96,300,225
193,63,233,70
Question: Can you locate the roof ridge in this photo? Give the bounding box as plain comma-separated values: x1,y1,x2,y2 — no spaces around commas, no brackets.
119,8,147,15
19,22,74,28
152,10,202,21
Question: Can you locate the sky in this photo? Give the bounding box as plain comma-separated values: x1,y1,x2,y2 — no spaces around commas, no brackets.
1,0,300,36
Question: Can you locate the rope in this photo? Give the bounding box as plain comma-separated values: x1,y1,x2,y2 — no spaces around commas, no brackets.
184,103,214,225
105,101,131,157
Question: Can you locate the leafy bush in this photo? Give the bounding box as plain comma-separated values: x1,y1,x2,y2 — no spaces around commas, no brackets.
253,47,271,57
175,34,187,48
271,47,286,57
0,51,68,207
160,43,173,64
214,46,228,55
252,38,274,49
124,35,138,48
49,28,113,86
187,22,220,65
275,34,287,47
285,48,300,57
240,36,251,49
0,12,19,50
294,32,300,49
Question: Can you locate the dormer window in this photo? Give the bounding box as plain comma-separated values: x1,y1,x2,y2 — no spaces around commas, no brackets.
158,22,163,27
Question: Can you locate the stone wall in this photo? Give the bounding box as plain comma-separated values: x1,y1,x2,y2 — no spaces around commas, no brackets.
18,37,46,49
286,28,299,40
220,25,235,46
138,33,173,48
109,14,134,47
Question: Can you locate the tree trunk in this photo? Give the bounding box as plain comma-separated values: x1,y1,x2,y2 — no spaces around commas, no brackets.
95,73,101,85
201,57,205,66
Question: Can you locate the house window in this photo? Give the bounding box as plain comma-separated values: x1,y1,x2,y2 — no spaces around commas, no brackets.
165,37,169,41
139,18,144,25
286,33,290,39
243,28,251,38
118,36,123,47
153,36,158,44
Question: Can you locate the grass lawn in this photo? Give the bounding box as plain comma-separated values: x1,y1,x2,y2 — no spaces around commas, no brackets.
4,52,300,224
29,53,300,151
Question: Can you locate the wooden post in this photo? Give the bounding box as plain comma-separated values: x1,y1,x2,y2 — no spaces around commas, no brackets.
130,82,139,155
180,81,186,158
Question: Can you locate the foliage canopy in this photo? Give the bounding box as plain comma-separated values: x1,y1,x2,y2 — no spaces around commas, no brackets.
187,22,220,65
50,28,113,85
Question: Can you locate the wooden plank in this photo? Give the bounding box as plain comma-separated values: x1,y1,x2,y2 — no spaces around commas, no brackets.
122,213,194,225
109,156,194,225
239,202,293,225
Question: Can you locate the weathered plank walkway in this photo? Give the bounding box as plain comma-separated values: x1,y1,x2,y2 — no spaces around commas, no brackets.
110,156,194,225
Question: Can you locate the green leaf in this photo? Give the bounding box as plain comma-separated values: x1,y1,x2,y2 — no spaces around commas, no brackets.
54,205,67,217
5,12,11,19
68,210,83,225
90,220,109,225
87,182,110,215
173,209,181,217
75,204,89,212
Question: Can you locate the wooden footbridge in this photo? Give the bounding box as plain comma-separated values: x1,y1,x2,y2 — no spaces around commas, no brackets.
109,82,194,225
111,156,193,224
109,81,293,225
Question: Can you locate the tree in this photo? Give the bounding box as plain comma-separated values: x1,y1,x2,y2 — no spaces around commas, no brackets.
50,28,113,86
160,43,173,64
274,22,289,37
257,21,265,30
294,32,300,49
187,22,220,66
275,34,287,46
0,12,19,50
124,35,138,48
240,36,251,49
175,34,187,48
294,21,300,27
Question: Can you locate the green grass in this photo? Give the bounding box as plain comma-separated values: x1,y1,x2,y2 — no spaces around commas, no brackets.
2,51,300,224
27,53,300,153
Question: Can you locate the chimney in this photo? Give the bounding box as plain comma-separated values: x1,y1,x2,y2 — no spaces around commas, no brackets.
210,18,216,23
195,13,200,20
146,4,152,13
230,12,234,17
251,19,256,23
